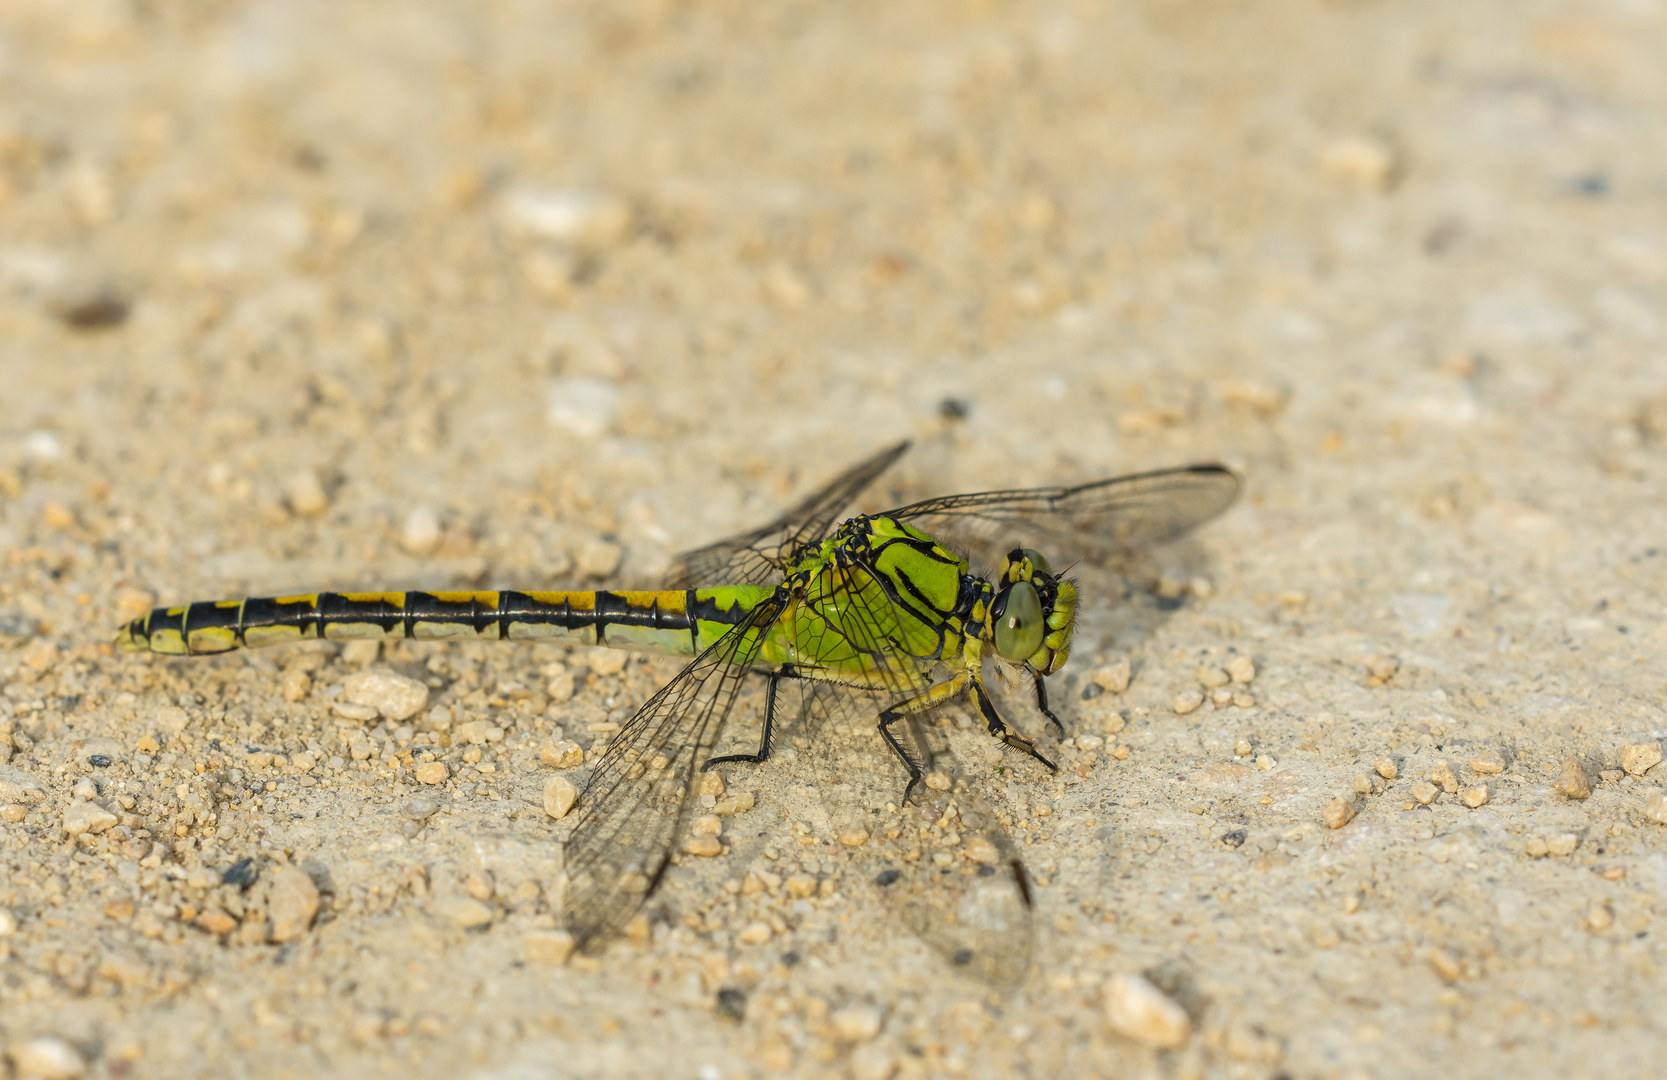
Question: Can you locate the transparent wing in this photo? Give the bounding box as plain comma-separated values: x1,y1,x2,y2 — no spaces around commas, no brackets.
794,682,1036,987
886,463,1240,564
561,595,785,950
663,440,911,588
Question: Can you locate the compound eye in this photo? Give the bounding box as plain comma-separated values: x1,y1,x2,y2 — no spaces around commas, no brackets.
1021,548,1052,576
991,581,1045,662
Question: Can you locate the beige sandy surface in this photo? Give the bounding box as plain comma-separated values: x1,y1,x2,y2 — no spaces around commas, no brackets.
3,1,1667,1077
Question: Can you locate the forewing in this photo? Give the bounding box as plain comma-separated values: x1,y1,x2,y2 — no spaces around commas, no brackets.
886,463,1240,564
797,684,1036,986
561,596,784,950
663,440,911,588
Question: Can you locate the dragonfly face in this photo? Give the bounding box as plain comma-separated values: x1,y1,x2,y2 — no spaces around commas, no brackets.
990,547,1076,676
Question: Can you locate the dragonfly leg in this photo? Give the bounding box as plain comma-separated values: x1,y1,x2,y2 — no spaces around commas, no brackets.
972,678,1058,774
1031,671,1066,738
703,664,797,770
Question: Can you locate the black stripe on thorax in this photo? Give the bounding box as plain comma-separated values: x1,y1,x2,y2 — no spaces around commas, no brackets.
869,533,962,566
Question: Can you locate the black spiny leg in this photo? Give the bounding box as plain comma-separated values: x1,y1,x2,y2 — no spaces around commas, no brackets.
876,702,928,805
704,664,797,770
1032,671,1066,738
973,680,1058,774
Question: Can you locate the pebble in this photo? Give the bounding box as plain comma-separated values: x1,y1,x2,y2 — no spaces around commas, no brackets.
401,506,442,555
839,827,871,848
1092,660,1131,694
1644,791,1667,825
267,867,321,942
501,187,631,245
62,801,117,836
524,929,576,965
683,835,723,857
279,668,312,702
1255,755,1276,771
577,539,623,578
1234,738,1253,757
7,1036,86,1080
0,909,16,935
1353,773,1373,795
543,775,578,819
1196,666,1229,689
1363,655,1399,686
1173,690,1204,715
1526,837,1549,857
1374,757,1398,780
466,871,495,901
962,836,1000,864
332,701,379,722
433,896,494,929
924,771,951,792
456,719,504,745
156,705,189,732
1319,136,1398,190
402,797,440,821
1323,796,1355,829
1103,974,1191,1049
1588,904,1614,932
699,771,726,797
1554,757,1592,800
342,669,430,721
70,776,98,801
1,804,25,823
829,1004,884,1043
284,468,330,516
1427,947,1462,983
1547,833,1578,857
1409,780,1438,805
736,921,773,945
1225,656,1256,683
1469,748,1506,775
341,640,380,666
541,738,584,768
1619,743,1662,777
199,910,237,936
546,669,576,703
415,762,449,785
583,648,626,677
1429,763,1458,794
1460,785,1490,808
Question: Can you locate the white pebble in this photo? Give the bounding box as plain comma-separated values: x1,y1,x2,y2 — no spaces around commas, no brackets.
1092,660,1131,694
433,896,494,929
829,1004,884,1043
546,377,620,440
342,668,430,721
267,866,321,942
1547,833,1578,857
1103,974,1190,1049
543,775,578,819
1196,666,1229,689
585,648,627,676
332,701,379,722
401,506,442,554
1620,743,1662,777
1644,791,1667,825
546,669,576,702
0,908,16,935
501,188,631,245
524,929,576,965
1469,748,1506,775
1234,738,1253,757
1318,136,1398,190
1410,780,1438,805
1173,690,1203,715
578,539,623,578
62,801,117,837
1374,757,1398,780
8,1036,85,1080
284,468,330,516
1460,785,1489,808
1225,656,1256,683
341,640,380,666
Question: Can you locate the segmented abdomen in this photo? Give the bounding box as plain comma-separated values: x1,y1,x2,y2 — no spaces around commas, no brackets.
116,588,771,658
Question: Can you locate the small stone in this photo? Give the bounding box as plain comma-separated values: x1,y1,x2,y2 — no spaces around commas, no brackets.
962,836,1000,864
1232,692,1255,708
1588,904,1614,932
1644,791,1667,825
683,835,723,857
698,770,726,797
0,804,23,823
785,874,818,899
1092,660,1131,694
1196,666,1229,689
267,866,321,942
1554,757,1592,800
341,640,380,666
839,827,871,848
1363,654,1399,685
1212,688,1234,707
198,910,237,936
1525,837,1549,857
1429,763,1458,795
1173,690,1204,715
524,929,576,965
1103,973,1191,1050
1619,743,1663,777
714,791,756,816
466,871,495,901
342,668,430,721
1234,738,1253,757
71,776,98,801
545,669,576,703
332,701,379,722
135,734,159,755
1469,748,1506,775
402,797,440,821
1255,755,1276,771
583,648,626,677
156,705,189,732
433,896,494,929
541,739,584,768
924,771,951,792
1353,773,1373,795
1547,833,1578,857
456,719,504,745
1460,785,1489,808
1409,780,1438,805
1225,656,1256,683
1323,797,1355,829
829,1004,884,1043
279,668,312,702
63,800,118,836
543,775,579,819
577,539,623,578
1374,757,1398,780
415,762,449,785
736,921,773,945
284,468,330,516
0,909,16,935
8,1036,86,1080
1427,947,1462,983
401,506,442,555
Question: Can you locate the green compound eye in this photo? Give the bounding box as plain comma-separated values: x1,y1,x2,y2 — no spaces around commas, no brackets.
991,581,1045,662
1021,548,1052,576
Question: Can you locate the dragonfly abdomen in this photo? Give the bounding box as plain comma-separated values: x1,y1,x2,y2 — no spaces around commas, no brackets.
116,587,772,658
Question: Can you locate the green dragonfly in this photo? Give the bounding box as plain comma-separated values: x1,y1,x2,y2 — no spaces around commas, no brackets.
117,442,1239,981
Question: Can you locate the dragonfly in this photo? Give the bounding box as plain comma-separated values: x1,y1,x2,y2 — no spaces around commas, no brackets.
116,441,1240,982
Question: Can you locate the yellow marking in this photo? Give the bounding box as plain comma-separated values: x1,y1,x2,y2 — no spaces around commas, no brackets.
430,590,500,605
148,629,188,655
322,622,395,640
524,590,594,608
186,627,239,653
244,625,306,649
215,600,241,610
166,606,186,617
274,595,320,607
340,591,406,605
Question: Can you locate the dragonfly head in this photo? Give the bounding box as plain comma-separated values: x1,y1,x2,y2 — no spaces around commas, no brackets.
989,547,1077,677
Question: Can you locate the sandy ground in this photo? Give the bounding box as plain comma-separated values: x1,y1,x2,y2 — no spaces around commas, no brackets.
3,1,1667,1077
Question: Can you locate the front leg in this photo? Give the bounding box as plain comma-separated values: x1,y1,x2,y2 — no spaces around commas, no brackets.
703,664,799,770
1031,670,1066,738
